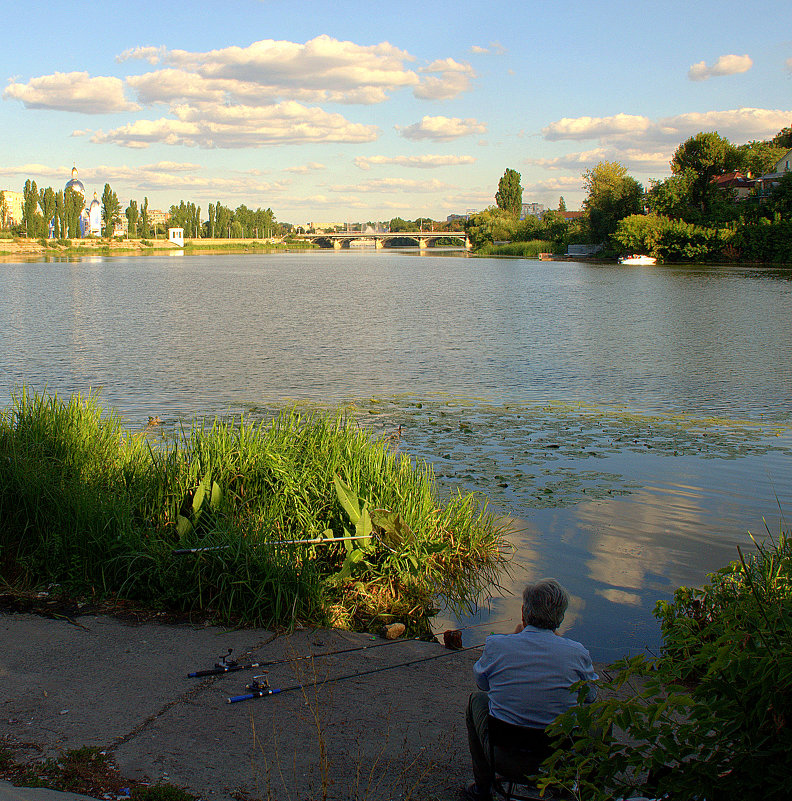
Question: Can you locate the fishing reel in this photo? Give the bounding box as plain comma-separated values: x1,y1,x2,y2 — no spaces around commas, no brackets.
246,673,270,691
215,648,239,670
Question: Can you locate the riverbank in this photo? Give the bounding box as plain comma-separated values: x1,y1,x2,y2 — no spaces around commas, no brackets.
0,610,618,801
0,237,315,258
0,390,505,636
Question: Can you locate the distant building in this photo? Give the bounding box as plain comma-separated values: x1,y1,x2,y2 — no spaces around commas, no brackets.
168,227,184,246
561,211,586,222
757,149,792,199
521,202,545,219
0,190,24,227
710,171,755,200
148,209,169,228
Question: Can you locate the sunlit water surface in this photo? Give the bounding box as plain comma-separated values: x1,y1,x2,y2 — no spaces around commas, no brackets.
1,250,791,660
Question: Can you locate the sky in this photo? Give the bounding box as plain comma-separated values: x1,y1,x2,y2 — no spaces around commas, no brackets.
1,0,791,225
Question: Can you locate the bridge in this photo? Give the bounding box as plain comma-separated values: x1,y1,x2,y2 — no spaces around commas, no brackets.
295,231,471,249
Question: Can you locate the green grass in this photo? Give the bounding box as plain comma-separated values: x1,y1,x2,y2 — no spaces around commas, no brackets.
0,389,505,633
477,239,554,257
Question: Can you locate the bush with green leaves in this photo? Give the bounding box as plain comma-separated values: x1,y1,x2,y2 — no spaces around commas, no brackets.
613,214,733,262
539,530,792,801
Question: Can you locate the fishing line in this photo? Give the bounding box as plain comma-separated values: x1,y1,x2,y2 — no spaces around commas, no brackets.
226,644,482,703
188,636,421,678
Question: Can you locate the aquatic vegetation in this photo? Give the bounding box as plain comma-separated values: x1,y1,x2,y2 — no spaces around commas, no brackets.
0,389,505,633
242,395,791,513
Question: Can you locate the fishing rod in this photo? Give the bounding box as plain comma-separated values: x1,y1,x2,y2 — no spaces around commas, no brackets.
173,534,372,556
190,616,516,676
188,636,420,678
226,644,482,704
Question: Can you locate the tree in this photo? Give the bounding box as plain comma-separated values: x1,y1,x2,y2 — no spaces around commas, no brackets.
646,172,699,221
208,203,215,238
465,207,519,248
22,179,40,238
670,132,740,214
582,161,643,243
736,140,787,176
0,191,7,229
101,184,121,237
557,196,567,212
125,200,139,238
38,187,56,238
389,217,411,232
771,126,792,150
140,197,150,239
495,168,522,217
63,187,82,238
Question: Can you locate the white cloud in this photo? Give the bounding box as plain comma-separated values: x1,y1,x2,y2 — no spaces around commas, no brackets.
330,177,455,193
688,54,753,81
536,107,792,177
91,101,380,148
542,113,651,141
164,36,418,101
658,107,792,140
116,46,167,65
528,147,672,173
3,72,140,114
140,161,201,172
414,57,476,99
1,161,290,200
0,163,68,178
127,67,392,107
70,129,89,137
396,115,487,142
787,57,792,72
284,162,326,174
470,45,489,54
353,154,476,170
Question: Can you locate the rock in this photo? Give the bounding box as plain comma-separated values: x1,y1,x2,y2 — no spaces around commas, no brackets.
384,623,406,640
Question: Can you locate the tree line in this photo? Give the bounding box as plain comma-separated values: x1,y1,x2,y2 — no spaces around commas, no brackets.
1,181,284,242
470,125,792,262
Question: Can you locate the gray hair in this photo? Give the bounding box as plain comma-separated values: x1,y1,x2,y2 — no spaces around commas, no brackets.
522,579,569,630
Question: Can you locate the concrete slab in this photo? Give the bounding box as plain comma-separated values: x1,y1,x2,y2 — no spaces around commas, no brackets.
0,614,481,800
0,781,99,801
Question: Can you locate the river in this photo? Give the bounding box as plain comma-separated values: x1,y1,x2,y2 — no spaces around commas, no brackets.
1,249,791,661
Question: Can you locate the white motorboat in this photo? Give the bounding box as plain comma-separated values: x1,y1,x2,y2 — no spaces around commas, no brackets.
618,254,657,265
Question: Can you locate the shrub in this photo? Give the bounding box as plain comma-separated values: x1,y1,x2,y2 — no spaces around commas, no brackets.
478,240,554,258
540,529,792,801
732,219,792,263
613,214,733,261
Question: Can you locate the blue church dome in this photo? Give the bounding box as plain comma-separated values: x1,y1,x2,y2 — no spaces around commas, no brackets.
65,166,85,205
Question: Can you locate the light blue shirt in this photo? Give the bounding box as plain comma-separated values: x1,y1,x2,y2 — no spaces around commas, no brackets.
473,625,598,728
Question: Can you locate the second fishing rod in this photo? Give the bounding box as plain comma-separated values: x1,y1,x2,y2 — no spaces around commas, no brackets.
226,643,482,704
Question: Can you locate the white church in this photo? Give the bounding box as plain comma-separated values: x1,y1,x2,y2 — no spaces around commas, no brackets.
65,165,102,237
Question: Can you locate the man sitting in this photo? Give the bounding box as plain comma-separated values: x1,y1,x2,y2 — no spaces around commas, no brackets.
463,578,598,800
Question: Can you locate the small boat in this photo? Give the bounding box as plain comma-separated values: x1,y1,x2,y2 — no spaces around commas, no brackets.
618,254,657,265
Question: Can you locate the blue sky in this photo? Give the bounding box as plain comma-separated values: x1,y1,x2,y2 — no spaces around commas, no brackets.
2,0,790,224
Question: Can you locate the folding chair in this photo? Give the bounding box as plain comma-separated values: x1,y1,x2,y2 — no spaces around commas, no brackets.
487,714,555,801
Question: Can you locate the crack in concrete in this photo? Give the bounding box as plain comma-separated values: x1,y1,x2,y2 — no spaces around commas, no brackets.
108,634,278,751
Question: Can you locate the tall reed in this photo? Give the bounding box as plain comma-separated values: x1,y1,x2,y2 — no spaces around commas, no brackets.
0,389,506,632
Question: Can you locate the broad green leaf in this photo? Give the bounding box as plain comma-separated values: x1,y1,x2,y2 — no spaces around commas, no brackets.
210,480,222,509
176,514,193,538
334,474,360,523
356,506,373,549
192,481,206,513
